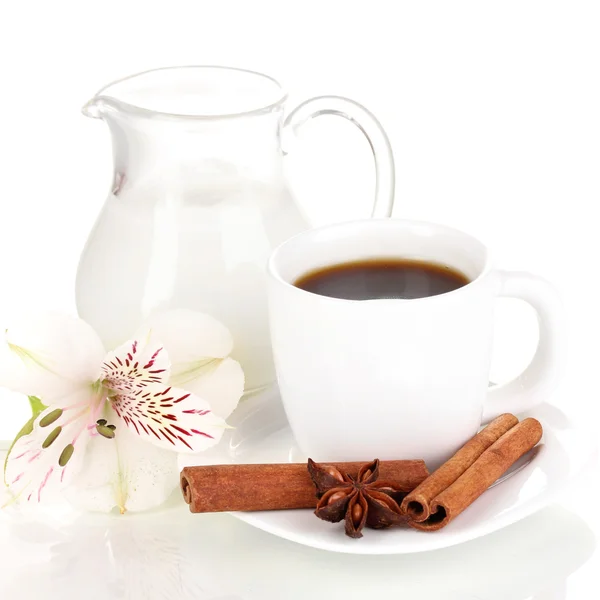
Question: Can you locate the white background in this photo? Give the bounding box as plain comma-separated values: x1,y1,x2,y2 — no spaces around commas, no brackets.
0,1,598,597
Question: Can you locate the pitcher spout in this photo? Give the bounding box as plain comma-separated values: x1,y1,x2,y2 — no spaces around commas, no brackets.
82,96,113,119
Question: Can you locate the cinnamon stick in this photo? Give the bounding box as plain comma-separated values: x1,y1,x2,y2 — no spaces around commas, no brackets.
181,460,429,513
406,417,543,531
401,413,519,522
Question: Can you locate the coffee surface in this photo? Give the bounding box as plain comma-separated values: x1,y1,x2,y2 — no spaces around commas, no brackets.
294,258,469,300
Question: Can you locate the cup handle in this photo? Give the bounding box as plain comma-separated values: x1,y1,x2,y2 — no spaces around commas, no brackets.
482,271,565,422
283,96,395,218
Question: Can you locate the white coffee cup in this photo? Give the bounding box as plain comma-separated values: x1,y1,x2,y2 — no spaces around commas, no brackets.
267,219,564,465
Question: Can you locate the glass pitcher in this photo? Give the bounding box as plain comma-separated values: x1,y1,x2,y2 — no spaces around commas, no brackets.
76,66,395,393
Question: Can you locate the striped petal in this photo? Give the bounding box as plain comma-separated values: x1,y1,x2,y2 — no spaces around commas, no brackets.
176,357,244,419
4,389,104,505
101,337,170,396
0,313,105,405
111,384,226,453
137,309,244,418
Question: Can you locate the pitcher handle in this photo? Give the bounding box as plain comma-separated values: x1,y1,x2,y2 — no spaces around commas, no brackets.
283,96,395,218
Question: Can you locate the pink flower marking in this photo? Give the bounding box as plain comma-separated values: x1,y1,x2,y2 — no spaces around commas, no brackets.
28,451,42,463
38,467,54,502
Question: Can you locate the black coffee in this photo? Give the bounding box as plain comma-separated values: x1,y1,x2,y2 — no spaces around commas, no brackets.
294,258,469,300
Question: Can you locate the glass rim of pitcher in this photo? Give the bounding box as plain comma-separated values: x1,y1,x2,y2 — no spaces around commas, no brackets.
84,65,289,121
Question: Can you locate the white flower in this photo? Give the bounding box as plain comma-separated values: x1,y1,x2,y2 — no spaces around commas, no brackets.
0,310,244,513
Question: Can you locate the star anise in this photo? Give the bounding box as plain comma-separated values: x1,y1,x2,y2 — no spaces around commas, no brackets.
307,458,409,538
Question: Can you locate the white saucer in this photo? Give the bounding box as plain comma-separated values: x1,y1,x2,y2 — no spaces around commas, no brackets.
178,386,597,555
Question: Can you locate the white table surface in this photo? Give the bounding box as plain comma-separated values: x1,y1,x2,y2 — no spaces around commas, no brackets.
0,452,597,600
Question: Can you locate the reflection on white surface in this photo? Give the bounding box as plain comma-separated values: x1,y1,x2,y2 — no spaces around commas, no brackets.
0,504,595,600
1,506,227,599
525,585,567,600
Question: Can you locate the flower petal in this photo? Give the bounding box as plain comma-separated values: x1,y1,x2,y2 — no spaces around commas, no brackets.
3,389,102,505
101,337,170,396
0,313,105,404
176,357,244,419
65,407,179,513
137,309,244,418
111,384,226,453
139,310,234,366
